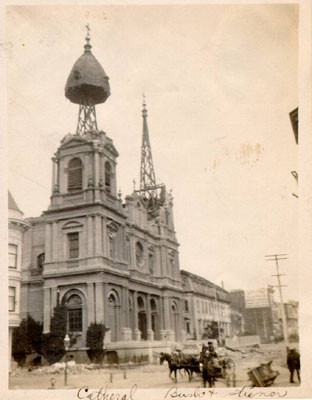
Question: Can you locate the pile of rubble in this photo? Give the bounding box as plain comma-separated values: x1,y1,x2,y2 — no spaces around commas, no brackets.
9,360,150,377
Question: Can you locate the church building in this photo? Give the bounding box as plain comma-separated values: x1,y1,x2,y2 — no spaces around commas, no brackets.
20,28,186,353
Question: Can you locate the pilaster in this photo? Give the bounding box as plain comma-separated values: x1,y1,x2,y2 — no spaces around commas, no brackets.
95,282,104,323
95,215,102,255
87,283,95,325
94,150,100,201
43,287,51,333
87,216,93,257
52,222,58,261
45,223,52,262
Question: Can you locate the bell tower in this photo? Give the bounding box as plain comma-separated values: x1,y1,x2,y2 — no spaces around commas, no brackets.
49,26,120,211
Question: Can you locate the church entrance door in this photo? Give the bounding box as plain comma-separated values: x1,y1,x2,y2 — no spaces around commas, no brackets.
138,311,147,340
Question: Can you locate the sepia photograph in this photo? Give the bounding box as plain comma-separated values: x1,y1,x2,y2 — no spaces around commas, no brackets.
3,2,311,398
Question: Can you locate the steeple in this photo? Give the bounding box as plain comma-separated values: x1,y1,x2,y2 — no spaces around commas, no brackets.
138,95,165,218
140,95,157,197
65,25,110,135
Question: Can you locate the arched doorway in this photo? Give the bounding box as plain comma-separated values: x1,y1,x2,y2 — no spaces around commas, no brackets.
137,296,147,340
150,298,160,340
171,301,179,342
108,292,119,342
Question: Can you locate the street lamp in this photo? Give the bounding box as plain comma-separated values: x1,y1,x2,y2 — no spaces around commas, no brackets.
64,333,70,386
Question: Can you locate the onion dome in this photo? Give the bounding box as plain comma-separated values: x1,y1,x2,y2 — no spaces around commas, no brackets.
65,29,110,106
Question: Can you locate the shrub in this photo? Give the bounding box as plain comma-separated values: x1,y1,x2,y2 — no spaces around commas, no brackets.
41,304,67,364
41,333,66,364
12,315,43,366
86,323,109,363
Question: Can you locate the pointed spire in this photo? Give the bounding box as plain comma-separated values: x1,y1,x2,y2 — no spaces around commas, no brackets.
140,95,157,196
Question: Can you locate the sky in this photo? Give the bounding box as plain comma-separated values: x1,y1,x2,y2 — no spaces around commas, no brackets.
6,4,298,301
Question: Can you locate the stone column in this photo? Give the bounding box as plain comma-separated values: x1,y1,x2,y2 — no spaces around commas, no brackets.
95,282,104,323
56,158,60,191
87,283,95,325
94,150,100,201
146,294,154,341
95,215,102,255
121,287,132,341
133,292,141,341
102,217,107,257
45,223,52,262
51,287,58,309
87,216,93,257
84,153,89,190
160,246,167,276
163,296,171,330
51,158,56,193
59,158,65,193
43,287,51,333
103,283,109,332
130,237,136,269
52,222,58,261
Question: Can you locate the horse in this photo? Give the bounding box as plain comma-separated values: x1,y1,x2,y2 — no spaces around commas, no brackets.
160,352,195,383
201,356,236,388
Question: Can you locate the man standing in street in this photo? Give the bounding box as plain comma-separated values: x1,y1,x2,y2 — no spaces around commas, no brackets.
287,348,301,384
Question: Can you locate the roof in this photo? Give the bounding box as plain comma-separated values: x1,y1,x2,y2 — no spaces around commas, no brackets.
181,269,228,293
8,191,22,213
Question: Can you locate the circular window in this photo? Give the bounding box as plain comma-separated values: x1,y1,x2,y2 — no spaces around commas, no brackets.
136,242,144,267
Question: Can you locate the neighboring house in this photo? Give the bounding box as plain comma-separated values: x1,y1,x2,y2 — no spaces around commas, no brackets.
230,287,283,342
8,191,29,368
181,270,231,342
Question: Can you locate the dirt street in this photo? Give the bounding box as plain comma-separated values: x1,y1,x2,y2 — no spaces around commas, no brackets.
9,343,300,390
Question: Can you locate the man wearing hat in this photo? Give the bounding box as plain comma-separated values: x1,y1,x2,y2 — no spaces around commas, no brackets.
287,347,300,384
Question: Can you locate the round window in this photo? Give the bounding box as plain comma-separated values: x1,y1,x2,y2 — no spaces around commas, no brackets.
136,242,144,267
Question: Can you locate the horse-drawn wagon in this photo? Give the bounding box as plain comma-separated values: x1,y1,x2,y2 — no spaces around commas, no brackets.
159,343,236,387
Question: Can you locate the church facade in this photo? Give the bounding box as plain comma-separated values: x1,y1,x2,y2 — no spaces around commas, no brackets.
19,29,231,355
21,116,185,348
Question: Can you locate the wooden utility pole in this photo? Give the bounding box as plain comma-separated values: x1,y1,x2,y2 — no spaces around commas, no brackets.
265,254,289,347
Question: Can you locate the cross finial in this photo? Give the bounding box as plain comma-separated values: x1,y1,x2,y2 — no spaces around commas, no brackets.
84,23,92,52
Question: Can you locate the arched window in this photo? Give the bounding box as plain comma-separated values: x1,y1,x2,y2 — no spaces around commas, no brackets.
137,296,145,311
67,294,82,332
150,298,157,312
105,161,112,193
68,158,82,192
37,253,45,272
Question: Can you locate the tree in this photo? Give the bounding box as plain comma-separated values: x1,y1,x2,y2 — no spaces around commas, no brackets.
41,304,67,364
12,315,43,366
86,323,109,363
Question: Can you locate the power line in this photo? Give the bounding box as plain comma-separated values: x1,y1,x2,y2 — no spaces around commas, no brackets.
9,168,50,191
265,253,289,347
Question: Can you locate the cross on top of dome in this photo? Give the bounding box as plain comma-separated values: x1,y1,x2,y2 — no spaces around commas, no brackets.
65,25,111,135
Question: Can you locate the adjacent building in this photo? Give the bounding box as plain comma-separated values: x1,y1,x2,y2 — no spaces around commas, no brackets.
230,287,281,342
229,289,246,336
8,191,30,367
181,270,231,341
